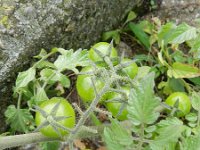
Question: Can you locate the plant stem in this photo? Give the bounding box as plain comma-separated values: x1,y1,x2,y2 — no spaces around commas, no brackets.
83,102,102,126
0,121,131,149
65,82,110,143
0,132,59,149
138,123,145,150
17,92,22,109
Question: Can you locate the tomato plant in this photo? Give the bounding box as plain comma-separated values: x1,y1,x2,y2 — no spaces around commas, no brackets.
165,92,191,117
88,42,118,62
76,66,105,103
3,14,200,150
35,97,75,137
104,86,130,120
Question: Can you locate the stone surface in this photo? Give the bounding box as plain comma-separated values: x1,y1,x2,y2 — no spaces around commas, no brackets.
0,0,145,132
148,0,200,26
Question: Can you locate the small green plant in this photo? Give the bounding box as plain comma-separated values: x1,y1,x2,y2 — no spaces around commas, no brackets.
1,13,200,150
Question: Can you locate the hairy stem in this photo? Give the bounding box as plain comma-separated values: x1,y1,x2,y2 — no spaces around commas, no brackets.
65,82,110,143
0,121,131,149
138,123,145,150
0,132,59,149
17,92,22,109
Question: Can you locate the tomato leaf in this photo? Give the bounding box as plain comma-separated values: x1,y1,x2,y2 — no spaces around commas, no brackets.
191,91,200,111
182,133,200,150
4,105,35,133
167,62,200,78
128,22,150,51
54,49,89,73
189,37,200,59
33,86,49,105
168,23,197,44
149,117,185,150
35,61,56,69
40,68,70,88
127,72,160,125
15,67,36,91
103,119,133,150
158,22,176,46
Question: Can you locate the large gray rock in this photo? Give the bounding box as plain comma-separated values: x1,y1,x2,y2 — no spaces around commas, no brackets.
0,0,144,132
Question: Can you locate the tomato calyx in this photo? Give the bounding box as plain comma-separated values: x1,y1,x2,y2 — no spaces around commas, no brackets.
33,101,72,137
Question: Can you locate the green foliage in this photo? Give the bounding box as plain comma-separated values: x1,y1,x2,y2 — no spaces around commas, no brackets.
15,68,36,92
3,11,200,150
149,117,185,150
129,22,150,50
167,62,200,78
191,91,200,111
103,119,133,150
54,48,89,73
5,47,90,135
40,141,61,150
5,105,35,133
127,73,160,125
181,133,200,150
100,12,200,150
159,23,197,44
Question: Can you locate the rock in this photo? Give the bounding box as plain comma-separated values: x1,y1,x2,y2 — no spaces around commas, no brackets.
0,0,145,132
148,0,200,26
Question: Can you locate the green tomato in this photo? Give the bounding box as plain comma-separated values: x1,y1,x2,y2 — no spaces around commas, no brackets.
121,58,138,79
165,92,191,117
76,66,105,103
104,86,130,120
35,97,75,137
88,42,118,62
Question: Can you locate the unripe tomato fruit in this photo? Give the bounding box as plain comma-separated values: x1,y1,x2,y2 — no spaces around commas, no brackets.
35,97,75,137
120,58,138,79
88,42,118,62
165,92,191,117
104,86,130,120
76,66,105,103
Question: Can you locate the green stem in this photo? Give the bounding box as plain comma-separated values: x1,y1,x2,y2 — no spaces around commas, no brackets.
42,72,57,89
68,141,74,150
17,92,22,109
83,102,102,126
0,132,59,149
66,82,110,143
0,121,131,149
138,123,145,150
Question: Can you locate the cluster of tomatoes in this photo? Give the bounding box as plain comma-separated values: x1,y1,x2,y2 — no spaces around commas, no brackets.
35,42,192,137
76,42,138,120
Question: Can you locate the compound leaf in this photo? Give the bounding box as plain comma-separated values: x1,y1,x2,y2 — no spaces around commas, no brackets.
103,119,133,150
127,73,160,125
4,105,34,133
